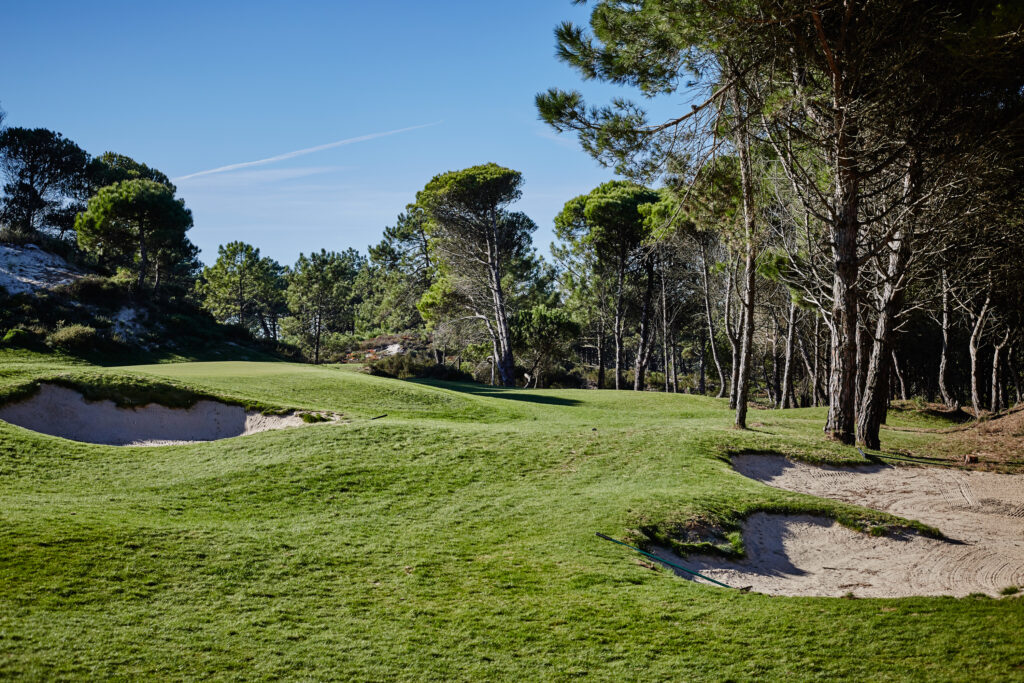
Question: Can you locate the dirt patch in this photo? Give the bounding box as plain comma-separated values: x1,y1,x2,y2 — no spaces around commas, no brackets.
885,404,1024,467
660,455,1024,597
945,407,1024,466
0,384,334,446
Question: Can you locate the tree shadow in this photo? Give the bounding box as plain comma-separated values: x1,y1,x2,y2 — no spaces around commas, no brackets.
414,380,582,406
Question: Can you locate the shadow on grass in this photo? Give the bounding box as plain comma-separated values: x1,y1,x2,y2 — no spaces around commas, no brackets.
414,380,583,407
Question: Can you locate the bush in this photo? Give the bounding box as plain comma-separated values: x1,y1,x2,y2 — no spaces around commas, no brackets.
369,352,475,382
0,225,39,246
2,328,44,349
55,276,128,309
47,324,107,353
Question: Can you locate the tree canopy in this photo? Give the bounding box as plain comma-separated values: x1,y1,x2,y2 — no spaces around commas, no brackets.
75,179,194,292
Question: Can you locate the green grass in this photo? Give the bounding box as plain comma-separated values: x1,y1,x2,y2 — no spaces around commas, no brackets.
1,349,1023,680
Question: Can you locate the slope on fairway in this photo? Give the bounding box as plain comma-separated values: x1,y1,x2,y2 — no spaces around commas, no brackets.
1,357,1023,680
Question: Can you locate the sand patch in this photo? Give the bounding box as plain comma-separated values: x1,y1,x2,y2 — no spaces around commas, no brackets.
0,384,331,446
658,455,1024,597
0,244,85,295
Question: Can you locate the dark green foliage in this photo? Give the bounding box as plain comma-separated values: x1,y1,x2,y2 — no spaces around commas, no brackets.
197,241,287,339
358,206,435,336
0,127,91,237
282,249,365,364
75,179,195,292
369,352,475,382
1,328,42,349
416,163,538,387
87,151,175,194
45,324,108,353
54,275,126,308
513,304,580,388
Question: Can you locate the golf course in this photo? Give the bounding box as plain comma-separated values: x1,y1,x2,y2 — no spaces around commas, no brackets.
2,349,1023,681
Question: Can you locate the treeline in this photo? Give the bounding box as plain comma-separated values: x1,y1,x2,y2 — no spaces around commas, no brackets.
535,0,1024,448
3,0,1022,453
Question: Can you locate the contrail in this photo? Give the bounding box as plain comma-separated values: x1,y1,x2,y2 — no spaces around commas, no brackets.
174,121,442,181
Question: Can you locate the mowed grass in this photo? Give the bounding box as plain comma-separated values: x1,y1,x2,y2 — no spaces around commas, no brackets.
1,351,1022,681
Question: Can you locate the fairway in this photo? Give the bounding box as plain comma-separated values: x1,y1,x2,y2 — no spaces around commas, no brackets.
2,354,1023,680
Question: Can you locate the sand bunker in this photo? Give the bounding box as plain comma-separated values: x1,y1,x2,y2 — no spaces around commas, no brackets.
657,455,1024,597
0,384,324,446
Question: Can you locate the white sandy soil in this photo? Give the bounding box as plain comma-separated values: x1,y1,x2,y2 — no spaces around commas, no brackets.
0,384,323,446
657,455,1024,597
0,244,84,295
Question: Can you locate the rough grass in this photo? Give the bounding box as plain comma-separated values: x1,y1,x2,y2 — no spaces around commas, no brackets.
1,349,1023,680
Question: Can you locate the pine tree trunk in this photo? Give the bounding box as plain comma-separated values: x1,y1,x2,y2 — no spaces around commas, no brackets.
671,335,679,393
614,264,625,390
633,260,655,391
699,239,726,397
698,325,707,395
969,293,992,418
857,211,912,450
486,218,516,387
661,265,670,393
938,269,957,408
991,330,1009,413
724,261,740,408
856,311,872,411
824,202,860,444
779,302,797,409
857,309,898,450
892,350,908,401
823,87,861,444
731,87,756,429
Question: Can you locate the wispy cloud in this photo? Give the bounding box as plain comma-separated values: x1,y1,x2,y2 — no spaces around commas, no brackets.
177,165,346,188
173,121,442,181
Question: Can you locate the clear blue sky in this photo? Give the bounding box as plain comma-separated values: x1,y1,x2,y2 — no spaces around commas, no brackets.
2,1,682,267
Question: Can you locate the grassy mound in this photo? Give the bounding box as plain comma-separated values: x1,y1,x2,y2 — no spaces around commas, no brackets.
1,351,1022,680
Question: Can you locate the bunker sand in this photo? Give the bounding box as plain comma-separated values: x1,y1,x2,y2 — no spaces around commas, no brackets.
661,455,1024,597
0,384,329,446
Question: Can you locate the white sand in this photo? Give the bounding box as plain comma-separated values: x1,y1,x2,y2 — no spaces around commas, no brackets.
656,455,1024,597
0,244,84,295
0,384,323,446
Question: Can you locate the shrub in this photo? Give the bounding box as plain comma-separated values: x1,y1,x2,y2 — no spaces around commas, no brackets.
369,352,475,382
55,276,127,309
47,324,105,353
2,328,43,349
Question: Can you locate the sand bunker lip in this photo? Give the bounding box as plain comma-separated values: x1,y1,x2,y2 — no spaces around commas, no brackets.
656,454,1024,598
0,383,335,446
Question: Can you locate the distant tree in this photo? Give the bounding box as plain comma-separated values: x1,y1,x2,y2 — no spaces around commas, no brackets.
554,181,658,389
75,179,193,292
416,163,535,387
358,205,435,335
0,127,90,236
370,204,433,288
513,304,580,388
283,249,364,363
197,241,287,338
88,152,175,193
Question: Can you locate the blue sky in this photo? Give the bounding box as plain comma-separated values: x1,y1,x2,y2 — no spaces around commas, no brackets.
2,1,683,267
